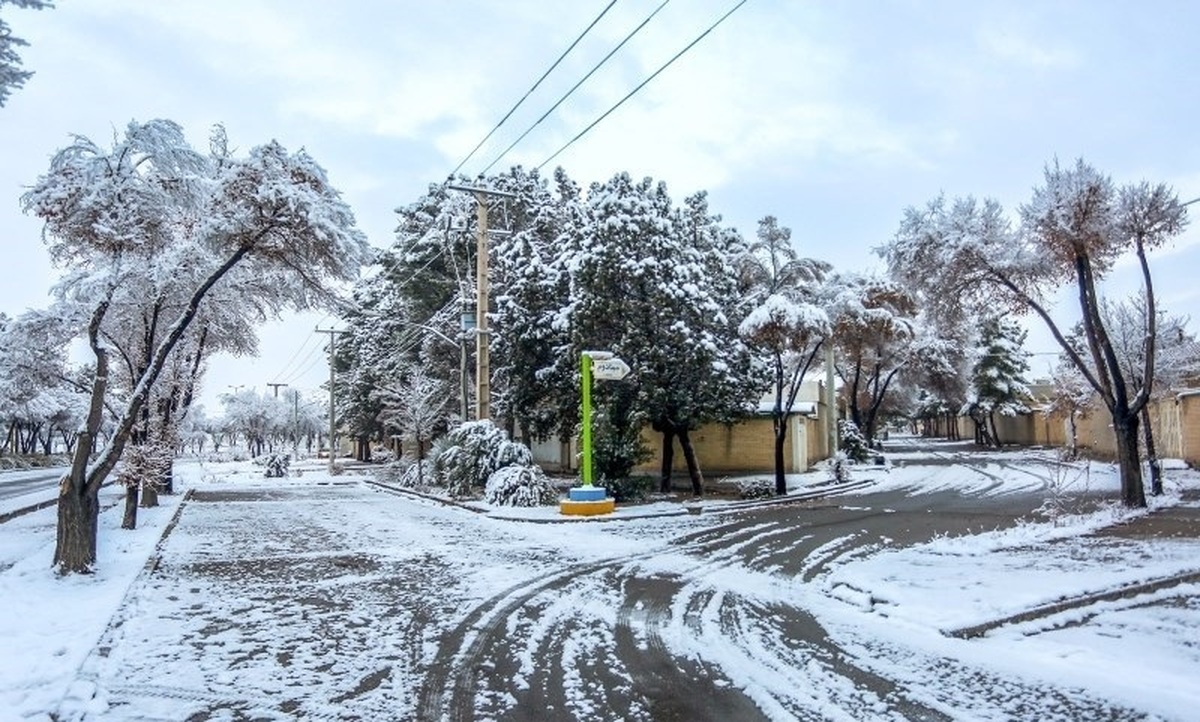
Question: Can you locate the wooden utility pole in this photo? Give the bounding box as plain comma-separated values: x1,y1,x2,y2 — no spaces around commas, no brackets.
447,184,515,422
266,382,288,398
316,328,346,473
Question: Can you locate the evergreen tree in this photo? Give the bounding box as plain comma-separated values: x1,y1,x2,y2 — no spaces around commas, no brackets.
561,174,757,495
963,316,1030,447
488,166,572,443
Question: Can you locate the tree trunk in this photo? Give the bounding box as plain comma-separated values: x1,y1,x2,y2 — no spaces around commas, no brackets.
122,484,139,529
1140,405,1162,496
416,436,426,487
161,460,175,495
659,427,676,494
678,428,704,497
55,473,99,573
141,479,159,508
55,305,111,574
988,412,1001,447
1066,412,1079,460
1113,413,1146,508
773,421,788,496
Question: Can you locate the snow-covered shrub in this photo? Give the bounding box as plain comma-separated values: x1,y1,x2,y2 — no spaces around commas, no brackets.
592,408,651,482
263,453,289,478
399,459,434,489
737,478,774,499
828,451,852,483
838,419,871,463
436,420,533,498
371,446,396,464
484,465,559,507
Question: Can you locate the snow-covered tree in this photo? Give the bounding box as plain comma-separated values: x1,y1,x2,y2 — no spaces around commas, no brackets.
1090,294,1200,493
739,215,830,305
903,321,973,440
560,175,757,494
375,365,449,487
488,166,572,443
0,0,50,108
883,160,1189,507
826,273,918,445
962,316,1030,447
23,119,369,573
739,293,829,494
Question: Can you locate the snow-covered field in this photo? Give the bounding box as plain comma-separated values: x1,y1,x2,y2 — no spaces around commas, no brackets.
2,441,1197,721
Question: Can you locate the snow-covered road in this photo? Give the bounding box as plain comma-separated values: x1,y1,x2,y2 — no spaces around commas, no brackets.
9,442,1199,721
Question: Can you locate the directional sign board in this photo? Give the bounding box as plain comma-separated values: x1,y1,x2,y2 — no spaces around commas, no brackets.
592,357,631,381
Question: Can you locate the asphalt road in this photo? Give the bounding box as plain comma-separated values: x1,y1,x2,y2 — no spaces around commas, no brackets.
72,448,1152,721
415,487,1135,722
0,468,64,502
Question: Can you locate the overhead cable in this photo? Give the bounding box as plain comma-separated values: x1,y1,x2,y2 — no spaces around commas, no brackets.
538,0,748,171
480,0,671,176
450,0,619,177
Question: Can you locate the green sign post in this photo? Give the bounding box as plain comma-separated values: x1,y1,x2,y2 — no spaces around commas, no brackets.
579,350,631,488
581,351,596,487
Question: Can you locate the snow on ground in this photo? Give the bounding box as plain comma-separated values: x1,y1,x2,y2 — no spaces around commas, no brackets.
1,442,1198,720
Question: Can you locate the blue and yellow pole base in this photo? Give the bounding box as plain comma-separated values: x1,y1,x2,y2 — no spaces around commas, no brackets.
559,485,615,516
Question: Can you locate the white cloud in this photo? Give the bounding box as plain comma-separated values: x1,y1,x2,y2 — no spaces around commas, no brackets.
980,29,1080,70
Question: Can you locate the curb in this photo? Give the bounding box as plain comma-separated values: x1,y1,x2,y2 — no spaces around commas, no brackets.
364,477,878,524
947,568,1200,639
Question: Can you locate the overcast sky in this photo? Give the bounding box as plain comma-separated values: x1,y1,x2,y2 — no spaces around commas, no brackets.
2,0,1198,413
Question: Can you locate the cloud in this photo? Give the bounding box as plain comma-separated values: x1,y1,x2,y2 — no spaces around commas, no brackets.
979,29,1080,70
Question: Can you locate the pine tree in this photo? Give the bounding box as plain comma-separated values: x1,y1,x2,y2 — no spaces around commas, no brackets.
964,316,1030,447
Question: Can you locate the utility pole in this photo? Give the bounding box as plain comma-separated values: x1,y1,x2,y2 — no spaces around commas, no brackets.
825,342,838,457
316,328,346,473
447,183,515,421
266,382,288,398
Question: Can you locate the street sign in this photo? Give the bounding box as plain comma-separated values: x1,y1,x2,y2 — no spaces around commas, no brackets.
592,357,631,381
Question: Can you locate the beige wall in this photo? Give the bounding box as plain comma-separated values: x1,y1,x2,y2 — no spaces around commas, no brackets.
634,408,833,476
938,392,1200,466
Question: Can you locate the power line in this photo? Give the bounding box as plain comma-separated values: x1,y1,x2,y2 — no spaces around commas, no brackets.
480,0,671,177
450,1,619,178
278,340,327,385
538,0,748,171
271,331,320,384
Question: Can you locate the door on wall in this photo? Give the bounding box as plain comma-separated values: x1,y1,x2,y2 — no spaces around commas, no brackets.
791,416,808,473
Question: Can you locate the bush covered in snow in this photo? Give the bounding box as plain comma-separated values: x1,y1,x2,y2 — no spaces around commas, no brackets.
828,451,853,483
399,459,434,489
484,465,559,507
370,446,396,464
737,478,774,499
374,458,408,484
262,453,290,478
592,408,651,482
435,420,533,498
838,419,871,463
